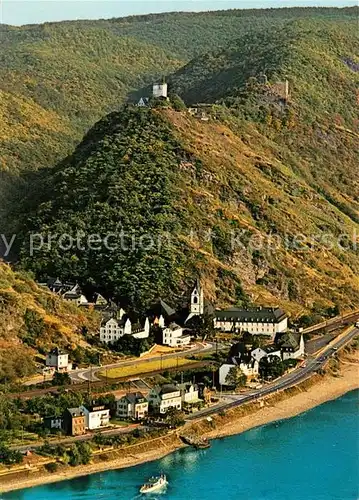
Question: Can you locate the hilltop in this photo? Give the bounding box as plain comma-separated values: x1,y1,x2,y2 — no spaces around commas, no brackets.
1,7,357,230
14,16,359,318
169,18,359,224
16,109,359,320
1,7,357,174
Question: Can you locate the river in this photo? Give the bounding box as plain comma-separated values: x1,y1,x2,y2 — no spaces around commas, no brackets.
2,390,359,500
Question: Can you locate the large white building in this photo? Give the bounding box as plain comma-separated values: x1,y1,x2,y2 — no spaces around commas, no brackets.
100,311,150,344
148,384,182,414
79,404,110,430
214,307,288,338
162,323,191,347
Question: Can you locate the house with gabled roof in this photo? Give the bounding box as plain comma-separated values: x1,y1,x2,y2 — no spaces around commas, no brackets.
62,284,89,306
116,392,148,420
99,309,150,344
46,347,72,371
148,384,182,414
251,345,281,363
276,332,305,360
137,97,149,107
93,293,108,309
162,322,191,347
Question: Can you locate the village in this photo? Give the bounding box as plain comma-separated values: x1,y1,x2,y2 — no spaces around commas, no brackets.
33,277,308,439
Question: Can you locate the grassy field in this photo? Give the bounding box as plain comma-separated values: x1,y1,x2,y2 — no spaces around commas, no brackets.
99,357,199,379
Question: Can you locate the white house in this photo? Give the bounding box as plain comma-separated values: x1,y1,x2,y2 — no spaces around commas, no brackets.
46,348,72,371
162,323,191,347
79,405,110,430
100,314,149,343
219,363,236,386
251,345,281,363
279,333,305,360
62,284,89,306
148,384,182,414
100,317,130,343
152,82,168,99
214,307,288,338
178,383,201,405
116,392,148,420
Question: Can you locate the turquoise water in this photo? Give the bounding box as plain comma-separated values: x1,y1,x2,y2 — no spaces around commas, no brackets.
3,390,359,500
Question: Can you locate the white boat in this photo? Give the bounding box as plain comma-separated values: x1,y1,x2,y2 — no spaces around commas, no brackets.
140,474,167,494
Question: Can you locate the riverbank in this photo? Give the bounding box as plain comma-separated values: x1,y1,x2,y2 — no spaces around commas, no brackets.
1,349,358,494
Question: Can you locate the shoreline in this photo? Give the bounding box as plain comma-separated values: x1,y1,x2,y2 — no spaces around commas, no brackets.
1,352,358,494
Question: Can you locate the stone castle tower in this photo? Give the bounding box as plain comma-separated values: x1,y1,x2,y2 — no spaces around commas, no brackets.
152,82,168,99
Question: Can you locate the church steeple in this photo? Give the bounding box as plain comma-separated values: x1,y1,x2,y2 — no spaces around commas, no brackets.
190,279,204,316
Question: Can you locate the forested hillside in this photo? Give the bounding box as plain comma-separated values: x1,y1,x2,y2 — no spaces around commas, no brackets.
2,7,359,331
16,103,359,319
169,18,359,225
0,262,98,383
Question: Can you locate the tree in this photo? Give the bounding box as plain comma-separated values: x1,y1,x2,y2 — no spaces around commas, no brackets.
164,408,185,428
68,442,92,466
169,93,187,111
225,366,247,388
0,444,23,465
259,355,285,380
45,462,59,473
52,371,71,386
76,442,92,465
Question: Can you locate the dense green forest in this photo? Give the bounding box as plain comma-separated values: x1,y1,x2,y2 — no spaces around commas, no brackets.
18,107,191,309
1,7,357,224
1,7,359,340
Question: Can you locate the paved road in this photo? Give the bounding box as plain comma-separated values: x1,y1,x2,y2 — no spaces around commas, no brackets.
186,326,358,421
10,328,357,451
69,342,216,383
305,332,337,354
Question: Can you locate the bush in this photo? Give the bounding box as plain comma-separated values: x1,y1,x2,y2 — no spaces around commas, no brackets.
52,371,71,386
0,445,23,465
45,462,59,473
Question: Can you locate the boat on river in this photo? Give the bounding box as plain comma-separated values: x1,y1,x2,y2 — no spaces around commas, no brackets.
140,474,168,494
